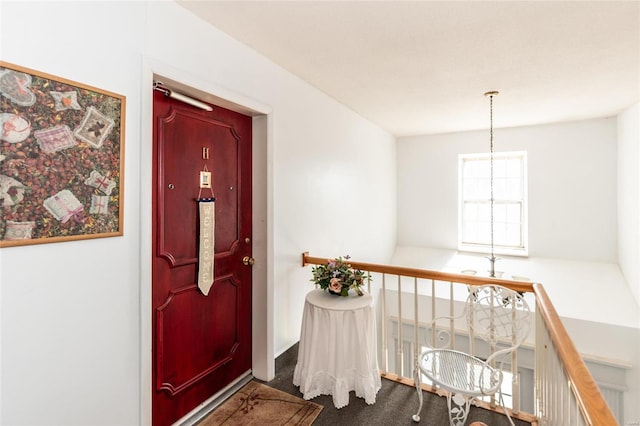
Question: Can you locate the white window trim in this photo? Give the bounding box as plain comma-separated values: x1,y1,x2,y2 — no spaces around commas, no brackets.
458,151,528,257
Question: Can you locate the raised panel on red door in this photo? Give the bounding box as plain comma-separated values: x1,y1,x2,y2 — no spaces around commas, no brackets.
152,91,252,426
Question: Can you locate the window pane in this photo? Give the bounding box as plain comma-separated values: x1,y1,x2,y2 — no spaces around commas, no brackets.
506,178,521,199
494,223,507,245
462,222,475,242
464,179,486,199
478,203,490,223
465,202,477,217
506,223,522,246
506,158,521,177
477,221,490,243
476,161,490,178
464,161,478,178
477,178,490,199
507,203,521,223
494,203,507,223
494,158,507,178
494,177,507,199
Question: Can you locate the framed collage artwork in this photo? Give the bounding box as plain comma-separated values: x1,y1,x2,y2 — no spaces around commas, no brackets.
0,61,125,247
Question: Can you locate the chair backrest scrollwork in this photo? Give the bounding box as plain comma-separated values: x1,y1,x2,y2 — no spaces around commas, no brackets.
467,285,531,365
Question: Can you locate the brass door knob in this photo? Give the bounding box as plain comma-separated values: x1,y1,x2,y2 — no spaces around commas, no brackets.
242,256,255,266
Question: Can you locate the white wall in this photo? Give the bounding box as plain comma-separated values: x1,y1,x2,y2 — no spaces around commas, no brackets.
618,102,640,308
1,3,146,425
615,102,640,422
397,118,618,262
0,1,396,425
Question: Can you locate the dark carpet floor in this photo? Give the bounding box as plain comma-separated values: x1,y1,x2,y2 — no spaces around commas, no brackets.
258,343,531,426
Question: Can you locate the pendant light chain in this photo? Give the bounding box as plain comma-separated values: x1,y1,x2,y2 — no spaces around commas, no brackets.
489,93,495,263
484,90,499,277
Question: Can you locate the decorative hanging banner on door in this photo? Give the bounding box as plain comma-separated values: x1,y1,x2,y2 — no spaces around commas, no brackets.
197,197,215,296
197,164,215,296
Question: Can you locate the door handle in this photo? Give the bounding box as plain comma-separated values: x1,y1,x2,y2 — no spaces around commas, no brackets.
242,256,255,266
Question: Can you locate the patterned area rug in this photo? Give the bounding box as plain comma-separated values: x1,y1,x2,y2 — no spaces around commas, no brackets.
199,380,322,426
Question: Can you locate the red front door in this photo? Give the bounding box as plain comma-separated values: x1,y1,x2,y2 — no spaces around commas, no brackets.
152,91,252,426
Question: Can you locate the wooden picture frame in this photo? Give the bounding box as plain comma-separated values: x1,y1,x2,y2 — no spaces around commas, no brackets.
0,61,125,247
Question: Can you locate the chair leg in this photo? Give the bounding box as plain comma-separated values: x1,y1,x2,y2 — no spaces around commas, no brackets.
412,362,423,422
447,393,471,426
498,390,516,426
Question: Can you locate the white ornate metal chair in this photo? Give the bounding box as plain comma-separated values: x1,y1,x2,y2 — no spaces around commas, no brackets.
412,284,531,426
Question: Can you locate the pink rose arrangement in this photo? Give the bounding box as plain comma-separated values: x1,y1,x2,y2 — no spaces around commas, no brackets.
310,255,370,297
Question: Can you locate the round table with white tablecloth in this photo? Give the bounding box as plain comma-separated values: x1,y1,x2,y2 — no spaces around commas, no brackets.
293,288,381,409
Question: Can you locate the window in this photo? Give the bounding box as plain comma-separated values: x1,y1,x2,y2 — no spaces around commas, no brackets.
458,151,527,256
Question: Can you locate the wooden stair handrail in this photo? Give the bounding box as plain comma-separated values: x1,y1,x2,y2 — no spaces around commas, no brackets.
302,252,619,426
302,252,535,293
533,283,618,426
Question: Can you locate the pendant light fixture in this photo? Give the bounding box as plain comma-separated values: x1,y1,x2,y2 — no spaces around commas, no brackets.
485,90,499,278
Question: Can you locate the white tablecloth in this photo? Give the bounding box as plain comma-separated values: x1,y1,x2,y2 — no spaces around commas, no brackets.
293,289,381,408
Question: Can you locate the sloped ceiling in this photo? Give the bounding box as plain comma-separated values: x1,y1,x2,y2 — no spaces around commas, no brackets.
177,1,640,136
